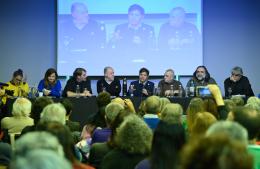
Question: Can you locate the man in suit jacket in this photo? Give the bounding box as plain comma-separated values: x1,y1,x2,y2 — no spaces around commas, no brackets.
128,67,154,97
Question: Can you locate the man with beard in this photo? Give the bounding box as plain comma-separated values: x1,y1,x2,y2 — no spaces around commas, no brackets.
158,69,185,97
186,66,217,88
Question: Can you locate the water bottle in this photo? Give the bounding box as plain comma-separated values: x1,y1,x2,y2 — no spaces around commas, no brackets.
76,85,80,98
189,80,195,97
228,87,232,98
122,78,127,97
178,85,183,98
170,84,174,98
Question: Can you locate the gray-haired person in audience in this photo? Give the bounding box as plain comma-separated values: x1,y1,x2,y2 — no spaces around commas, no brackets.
40,103,66,125
160,103,183,125
10,131,71,169
1,97,34,134
206,121,248,145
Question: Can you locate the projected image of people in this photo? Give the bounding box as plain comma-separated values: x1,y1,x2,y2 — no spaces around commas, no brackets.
58,0,203,76
58,2,106,68
109,4,155,63
158,7,201,56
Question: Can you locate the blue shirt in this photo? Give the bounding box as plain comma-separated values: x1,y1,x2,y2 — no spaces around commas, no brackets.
38,79,62,97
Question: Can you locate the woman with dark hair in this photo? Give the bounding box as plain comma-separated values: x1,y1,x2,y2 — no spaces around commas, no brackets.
37,121,95,169
38,68,62,97
186,66,217,88
1,69,29,104
135,121,186,169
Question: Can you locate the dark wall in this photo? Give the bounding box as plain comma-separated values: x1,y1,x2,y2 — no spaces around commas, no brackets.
0,0,260,94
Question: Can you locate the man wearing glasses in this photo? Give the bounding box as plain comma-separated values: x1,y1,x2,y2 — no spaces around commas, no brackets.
224,66,254,98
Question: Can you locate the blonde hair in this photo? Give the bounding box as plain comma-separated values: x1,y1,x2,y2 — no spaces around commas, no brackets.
12,98,32,117
105,102,124,125
190,112,217,138
40,103,66,125
161,103,183,124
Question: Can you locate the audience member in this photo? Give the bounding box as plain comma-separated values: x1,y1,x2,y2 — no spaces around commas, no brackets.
135,121,186,169
1,98,33,133
0,142,12,168
143,96,160,130
160,103,183,125
37,122,95,169
179,135,252,169
88,109,131,169
224,66,254,97
97,67,121,97
38,68,62,97
61,99,81,132
100,115,152,169
21,97,53,134
189,112,217,139
40,103,66,125
91,102,124,145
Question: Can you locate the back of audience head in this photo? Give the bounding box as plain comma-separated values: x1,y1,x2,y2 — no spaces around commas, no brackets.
37,122,76,163
108,109,132,147
159,97,170,113
10,149,72,169
0,142,12,167
228,106,260,141
151,121,186,169
145,96,160,115
160,103,183,124
14,131,64,157
186,97,204,130
206,121,248,145
40,103,66,125
115,114,152,155
61,98,73,117
203,98,219,119
31,97,53,124
12,97,32,117
105,102,124,127
190,112,217,138
224,99,236,113
245,96,260,111
231,95,245,106
180,134,252,169
96,91,111,108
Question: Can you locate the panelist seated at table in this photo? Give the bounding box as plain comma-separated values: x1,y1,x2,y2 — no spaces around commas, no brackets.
62,67,92,97
224,66,254,98
128,67,154,97
158,69,185,97
96,66,121,97
186,65,217,88
38,68,62,98
1,69,29,104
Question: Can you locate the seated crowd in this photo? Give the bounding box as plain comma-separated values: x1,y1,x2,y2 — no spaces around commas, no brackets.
0,66,259,169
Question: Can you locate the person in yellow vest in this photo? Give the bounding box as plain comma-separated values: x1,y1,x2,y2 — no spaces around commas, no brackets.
1,69,29,104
